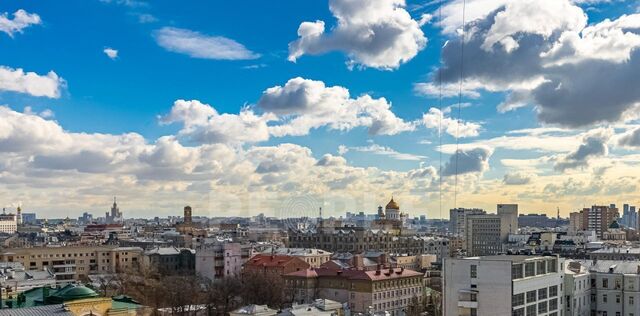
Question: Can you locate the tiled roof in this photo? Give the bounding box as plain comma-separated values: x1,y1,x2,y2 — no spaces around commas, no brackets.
0,305,72,316
245,254,308,267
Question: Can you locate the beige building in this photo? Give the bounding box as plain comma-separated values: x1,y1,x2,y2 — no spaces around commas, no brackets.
497,204,518,234
285,266,424,315
0,246,142,283
464,214,509,256
0,212,18,234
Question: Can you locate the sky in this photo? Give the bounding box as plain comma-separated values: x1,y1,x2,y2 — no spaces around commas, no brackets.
1,0,639,219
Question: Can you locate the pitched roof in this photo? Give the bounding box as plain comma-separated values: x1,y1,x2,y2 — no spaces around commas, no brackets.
245,254,309,268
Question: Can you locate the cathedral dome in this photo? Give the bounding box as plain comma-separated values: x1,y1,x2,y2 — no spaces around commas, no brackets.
385,197,399,210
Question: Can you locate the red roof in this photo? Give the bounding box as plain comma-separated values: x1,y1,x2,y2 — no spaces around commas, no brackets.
245,254,309,268
285,267,423,281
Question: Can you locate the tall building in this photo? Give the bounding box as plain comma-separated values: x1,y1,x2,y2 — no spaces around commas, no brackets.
443,255,564,316
449,208,486,236
569,211,585,234
105,197,123,224
497,204,518,234
464,214,509,256
16,206,22,225
183,205,192,224
585,205,619,238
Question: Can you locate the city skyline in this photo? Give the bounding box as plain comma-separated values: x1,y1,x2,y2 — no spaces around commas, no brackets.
1,0,640,218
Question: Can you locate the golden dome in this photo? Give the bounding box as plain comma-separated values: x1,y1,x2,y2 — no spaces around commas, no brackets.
385,197,399,210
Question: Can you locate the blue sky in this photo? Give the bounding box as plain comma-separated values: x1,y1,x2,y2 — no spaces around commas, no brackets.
1,0,639,219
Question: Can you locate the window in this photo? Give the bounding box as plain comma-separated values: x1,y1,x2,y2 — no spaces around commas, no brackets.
538,288,547,300
616,294,621,303
526,304,536,316
527,290,537,303
630,296,634,305
549,298,558,311
513,293,525,307
603,278,609,288
537,261,547,275
513,308,524,316
525,262,535,277
549,285,558,297
538,301,548,314
512,264,523,280
470,265,477,278
604,294,608,303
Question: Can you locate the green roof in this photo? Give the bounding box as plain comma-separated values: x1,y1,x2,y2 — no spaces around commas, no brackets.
46,285,99,304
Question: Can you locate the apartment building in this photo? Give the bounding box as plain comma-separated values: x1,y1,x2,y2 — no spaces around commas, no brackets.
196,242,249,281
449,208,486,237
142,247,195,275
0,246,142,283
288,227,425,255
464,215,509,256
564,261,591,316
444,255,564,316
284,266,424,315
570,206,620,238
0,212,18,234
572,260,640,316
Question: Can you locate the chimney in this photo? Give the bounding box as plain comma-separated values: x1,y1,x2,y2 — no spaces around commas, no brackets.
376,264,381,275
353,254,364,270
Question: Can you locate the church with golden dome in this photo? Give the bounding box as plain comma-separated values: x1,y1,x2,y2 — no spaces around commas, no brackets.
373,197,409,231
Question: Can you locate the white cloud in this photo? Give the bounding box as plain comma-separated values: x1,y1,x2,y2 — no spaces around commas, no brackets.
154,27,260,60
0,9,41,37
288,0,427,70
348,143,427,161
480,0,586,52
160,99,273,144
0,66,64,98
258,77,414,137
103,47,119,60
421,107,481,138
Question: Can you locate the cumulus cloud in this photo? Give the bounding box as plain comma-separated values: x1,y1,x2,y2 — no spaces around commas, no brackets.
554,128,612,171
428,0,640,127
154,27,260,60
257,77,414,136
0,66,64,98
160,99,273,144
288,0,427,70
441,147,492,176
103,47,119,60
421,107,480,138
618,127,640,147
0,9,41,37
503,172,534,185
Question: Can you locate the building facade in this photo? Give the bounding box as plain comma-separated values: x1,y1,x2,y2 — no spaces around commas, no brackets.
285,266,424,316
464,215,509,256
444,255,564,316
0,246,142,283
498,204,519,234
449,208,486,237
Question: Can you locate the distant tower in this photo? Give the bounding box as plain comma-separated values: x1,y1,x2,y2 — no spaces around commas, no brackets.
16,206,22,225
107,197,122,224
184,206,193,224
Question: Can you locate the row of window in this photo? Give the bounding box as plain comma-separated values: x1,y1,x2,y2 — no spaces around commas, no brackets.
512,298,558,315
513,286,559,306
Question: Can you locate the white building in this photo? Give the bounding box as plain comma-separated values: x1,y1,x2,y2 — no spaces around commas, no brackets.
0,211,17,234
464,214,509,256
564,261,591,316
196,242,245,280
444,255,564,316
